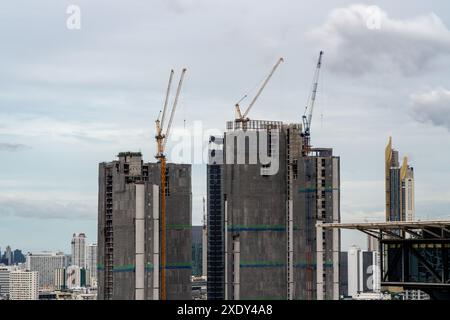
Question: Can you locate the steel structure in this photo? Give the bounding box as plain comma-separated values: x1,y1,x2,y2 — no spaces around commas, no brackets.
155,68,187,300
318,220,450,299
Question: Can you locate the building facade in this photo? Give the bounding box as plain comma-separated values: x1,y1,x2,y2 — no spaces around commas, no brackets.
9,271,39,300
86,243,97,286
71,233,87,268
0,267,11,298
192,226,203,277
97,152,192,300
385,137,415,222
26,252,66,289
54,268,66,290
207,120,340,300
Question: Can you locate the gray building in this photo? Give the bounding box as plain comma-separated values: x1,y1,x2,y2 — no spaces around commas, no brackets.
0,267,10,298
26,252,66,289
192,226,203,277
97,152,191,300
207,120,340,300
385,137,415,223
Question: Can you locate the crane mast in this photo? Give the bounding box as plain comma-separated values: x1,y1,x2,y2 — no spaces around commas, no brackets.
154,68,187,300
235,57,284,124
302,51,323,155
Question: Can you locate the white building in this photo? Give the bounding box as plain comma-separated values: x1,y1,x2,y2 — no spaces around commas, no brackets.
66,265,83,289
26,252,66,289
9,271,38,300
71,233,87,268
86,243,97,286
347,246,381,298
54,268,66,290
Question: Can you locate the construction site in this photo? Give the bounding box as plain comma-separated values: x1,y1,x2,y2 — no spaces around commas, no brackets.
97,70,192,300
207,52,341,300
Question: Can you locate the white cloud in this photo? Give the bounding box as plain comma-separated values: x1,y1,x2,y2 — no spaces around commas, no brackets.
410,87,450,131
308,4,450,76
0,192,96,220
0,115,149,145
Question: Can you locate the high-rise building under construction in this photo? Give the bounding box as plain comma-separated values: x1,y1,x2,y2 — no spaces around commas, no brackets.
97,152,191,300
385,137,415,222
207,120,340,300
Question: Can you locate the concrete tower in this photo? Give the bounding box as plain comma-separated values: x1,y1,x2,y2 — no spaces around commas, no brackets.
97,152,191,300
207,120,340,300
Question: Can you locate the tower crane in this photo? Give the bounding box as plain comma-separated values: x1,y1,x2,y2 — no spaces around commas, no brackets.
235,57,284,124
155,68,187,300
301,51,323,156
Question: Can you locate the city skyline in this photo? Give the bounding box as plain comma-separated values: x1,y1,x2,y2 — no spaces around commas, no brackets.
1,1,450,253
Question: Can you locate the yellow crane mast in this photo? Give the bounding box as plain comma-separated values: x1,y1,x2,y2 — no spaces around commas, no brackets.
155,68,187,300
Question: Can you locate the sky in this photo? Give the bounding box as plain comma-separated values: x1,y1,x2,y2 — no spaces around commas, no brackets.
1,0,450,253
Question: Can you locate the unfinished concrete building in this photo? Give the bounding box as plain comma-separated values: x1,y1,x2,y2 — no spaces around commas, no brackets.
207,120,340,300
97,152,191,300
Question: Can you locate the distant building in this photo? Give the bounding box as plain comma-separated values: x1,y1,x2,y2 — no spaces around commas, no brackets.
207,120,340,300
12,249,25,264
192,226,203,276
4,246,12,266
66,265,86,289
339,252,348,298
54,268,66,291
367,235,379,252
97,152,192,300
0,267,11,298
385,137,415,222
404,290,430,300
86,244,97,287
64,254,72,267
26,252,66,289
9,271,39,300
71,233,87,268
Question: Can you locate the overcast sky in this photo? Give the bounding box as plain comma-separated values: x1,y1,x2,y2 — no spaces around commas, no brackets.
1,0,450,253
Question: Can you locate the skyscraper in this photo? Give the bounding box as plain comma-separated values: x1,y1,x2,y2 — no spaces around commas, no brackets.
86,243,97,286
385,137,415,222
5,246,12,266
71,233,87,268
207,120,340,300
97,152,192,300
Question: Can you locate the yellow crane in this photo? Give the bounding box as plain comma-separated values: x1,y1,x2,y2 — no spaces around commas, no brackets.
155,68,187,300
234,57,284,124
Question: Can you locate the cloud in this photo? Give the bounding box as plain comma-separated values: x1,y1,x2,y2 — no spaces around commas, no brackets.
0,143,30,152
308,4,450,76
0,115,149,145
410,87,450,131
0,194,96,220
